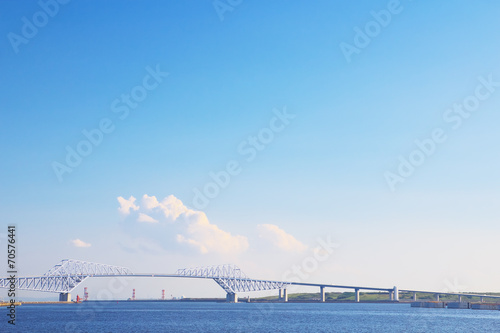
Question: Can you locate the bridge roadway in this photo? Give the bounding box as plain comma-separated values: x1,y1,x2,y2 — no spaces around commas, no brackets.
398,289,500,303
98,276,500,303
2,260,500,303
80,273,396,302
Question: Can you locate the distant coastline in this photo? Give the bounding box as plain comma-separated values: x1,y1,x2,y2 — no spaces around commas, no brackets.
3,291,500,306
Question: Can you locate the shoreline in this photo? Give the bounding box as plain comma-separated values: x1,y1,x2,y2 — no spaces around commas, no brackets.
3,299,500,306
0,299,420,306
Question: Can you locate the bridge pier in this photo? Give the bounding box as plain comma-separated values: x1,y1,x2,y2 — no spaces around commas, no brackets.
226,293,238,303
458,295,462,302
354,288,360,302
283,289,288,302
320,286,325,302
435,294,440,302
389,291,394,301
278,288,283,300
393,286,399,302
59,293,71,302
413,292,417,301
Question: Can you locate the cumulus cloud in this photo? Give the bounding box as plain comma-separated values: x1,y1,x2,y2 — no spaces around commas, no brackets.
140,194,187,220
257,224,307,253
117,196,139,215
177,210,248,254
71,239,91,248
117,194,248,255
137,213,158,223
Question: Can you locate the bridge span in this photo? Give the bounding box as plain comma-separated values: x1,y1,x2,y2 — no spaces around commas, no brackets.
1,259,499,303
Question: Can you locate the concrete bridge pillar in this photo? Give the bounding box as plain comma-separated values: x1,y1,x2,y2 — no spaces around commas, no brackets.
393,286,399,302
413,292,417,301
320,286,325,302
389,291,394,301
283,289,288,302
278,288,283,300
226,293,238,303
355,288,360,302
435,294,440,302
458,295,462,302
59,293,71,302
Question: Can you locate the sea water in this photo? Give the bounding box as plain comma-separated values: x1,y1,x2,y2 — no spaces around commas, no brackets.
2,301,499,332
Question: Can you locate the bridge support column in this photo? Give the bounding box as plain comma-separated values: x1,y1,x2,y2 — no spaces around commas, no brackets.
389,291,394,301
413,292,417,301
435,294,439,302
355,288,360,303
320,286,325,302
59,293,71,302
278,288,283,300
393,286,399,302
459,295,462,302
283,289,288,302
226,293,238,303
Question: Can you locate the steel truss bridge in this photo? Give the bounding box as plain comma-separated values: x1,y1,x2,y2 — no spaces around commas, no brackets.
1,259,499,303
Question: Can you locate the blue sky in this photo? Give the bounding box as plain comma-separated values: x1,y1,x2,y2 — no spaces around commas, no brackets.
1,0,500,300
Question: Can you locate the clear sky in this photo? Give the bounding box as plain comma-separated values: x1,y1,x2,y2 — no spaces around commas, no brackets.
1,0,500,300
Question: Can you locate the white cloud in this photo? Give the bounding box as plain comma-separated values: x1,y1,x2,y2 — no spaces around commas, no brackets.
71,238,91,248
176,234,208,254
177,210,248,254
137,213,158,223
117,194,248,255
117,196,139,215
141,194,187,220
257,224,307,253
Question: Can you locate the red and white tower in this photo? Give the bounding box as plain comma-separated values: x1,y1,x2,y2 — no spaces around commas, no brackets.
162,290,165,300
84,287,89,301
132,289,136,301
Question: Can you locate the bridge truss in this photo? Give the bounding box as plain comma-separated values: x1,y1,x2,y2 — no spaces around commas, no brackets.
0,260,288,296
176,264,290,294
0,259,133,293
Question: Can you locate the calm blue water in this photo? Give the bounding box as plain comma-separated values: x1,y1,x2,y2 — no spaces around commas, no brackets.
2,302,499,332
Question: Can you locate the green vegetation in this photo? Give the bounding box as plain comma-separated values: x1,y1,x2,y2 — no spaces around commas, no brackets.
254,291,500,302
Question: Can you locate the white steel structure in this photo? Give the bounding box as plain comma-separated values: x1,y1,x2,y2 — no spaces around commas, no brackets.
0,259,133,293
176,264,290,294
3,259,500,303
